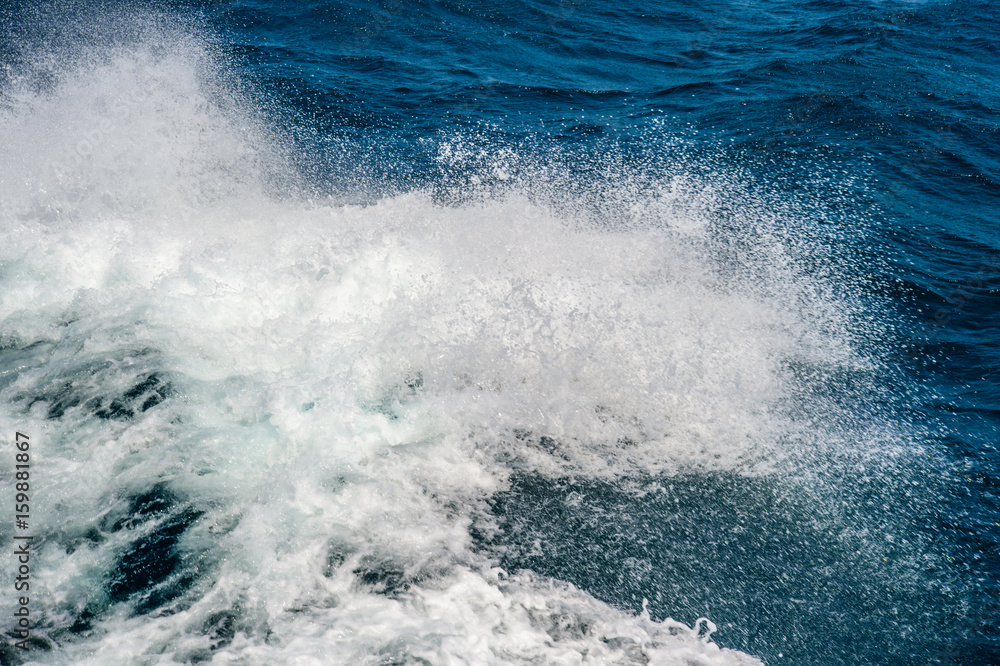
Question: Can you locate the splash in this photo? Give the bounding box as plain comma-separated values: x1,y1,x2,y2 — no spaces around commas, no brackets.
0,14,896,665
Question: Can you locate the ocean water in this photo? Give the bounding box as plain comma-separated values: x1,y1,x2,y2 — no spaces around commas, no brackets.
0,1,997,664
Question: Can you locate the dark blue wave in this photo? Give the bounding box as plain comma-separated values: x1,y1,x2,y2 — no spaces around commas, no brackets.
2,0,998,662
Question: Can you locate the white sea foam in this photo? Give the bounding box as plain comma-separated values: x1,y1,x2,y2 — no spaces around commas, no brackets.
0,26,880,665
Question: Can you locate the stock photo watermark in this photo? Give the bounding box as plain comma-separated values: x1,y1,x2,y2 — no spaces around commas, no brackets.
10,432,34,652
50,85,153,183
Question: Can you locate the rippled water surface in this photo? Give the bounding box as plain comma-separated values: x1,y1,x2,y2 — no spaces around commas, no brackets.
1,1,997,664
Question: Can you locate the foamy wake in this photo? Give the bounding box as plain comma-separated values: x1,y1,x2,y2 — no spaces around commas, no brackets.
0,25,870,665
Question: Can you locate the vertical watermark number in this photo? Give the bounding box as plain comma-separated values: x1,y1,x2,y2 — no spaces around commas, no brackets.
12,432,32,651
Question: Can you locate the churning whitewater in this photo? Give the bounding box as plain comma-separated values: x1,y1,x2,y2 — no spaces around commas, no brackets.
1,5,968,664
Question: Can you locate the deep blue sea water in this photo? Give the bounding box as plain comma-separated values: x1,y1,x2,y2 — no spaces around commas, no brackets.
0,1,997,664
